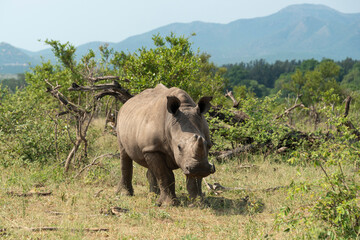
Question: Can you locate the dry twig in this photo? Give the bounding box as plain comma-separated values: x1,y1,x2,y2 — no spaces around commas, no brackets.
275,103,305,120
74,153,119,178
6,191,52,197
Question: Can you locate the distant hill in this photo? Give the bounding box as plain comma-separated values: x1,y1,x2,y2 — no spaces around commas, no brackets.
0,42,39,73
112,4,360,64
1,4,360,73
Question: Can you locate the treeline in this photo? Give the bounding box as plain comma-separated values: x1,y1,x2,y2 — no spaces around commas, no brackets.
2,58,360,101
0,73,27,92
223,58,360,98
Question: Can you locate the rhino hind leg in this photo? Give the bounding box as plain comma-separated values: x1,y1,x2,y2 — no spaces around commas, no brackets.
146,169,160,195
144,152,178,206
186,176,203,200
116,148,134,196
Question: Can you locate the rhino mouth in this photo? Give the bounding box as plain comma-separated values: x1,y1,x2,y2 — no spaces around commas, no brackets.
183,163,216,177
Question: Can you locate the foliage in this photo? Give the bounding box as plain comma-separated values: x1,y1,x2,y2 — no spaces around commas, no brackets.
223,59,302,97
111,33,226,102
283,59,342,106
341,62,360,92
0,88,71,166
0,74,27,93
275,97,360,239
223,58,360,100
208,92,290,151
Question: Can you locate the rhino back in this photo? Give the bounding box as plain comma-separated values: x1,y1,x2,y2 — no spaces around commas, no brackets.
116,84,195,163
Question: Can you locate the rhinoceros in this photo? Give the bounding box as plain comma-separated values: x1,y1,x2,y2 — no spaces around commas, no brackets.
116,84,215,206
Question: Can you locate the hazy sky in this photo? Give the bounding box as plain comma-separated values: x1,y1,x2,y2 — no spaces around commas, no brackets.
1,0,360,51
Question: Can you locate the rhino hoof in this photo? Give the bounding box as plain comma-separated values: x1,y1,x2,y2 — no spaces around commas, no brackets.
157,197,179,207
116,187,134,196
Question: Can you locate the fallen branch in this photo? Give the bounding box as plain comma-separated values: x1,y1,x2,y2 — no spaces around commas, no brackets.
48,211,66,216
214,144,254,161
276,146,289,154
94,189,104,197
236,164,258,169
203,179,289,193
6,191,52,197
1,227,109,233
209,105,249,125
108,206,130,216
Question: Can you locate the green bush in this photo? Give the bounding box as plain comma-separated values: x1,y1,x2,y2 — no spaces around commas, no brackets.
0,89,72,166
276,95,360,239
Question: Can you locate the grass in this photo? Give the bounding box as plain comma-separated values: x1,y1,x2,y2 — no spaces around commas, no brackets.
0,118,350,239
0,157,325,239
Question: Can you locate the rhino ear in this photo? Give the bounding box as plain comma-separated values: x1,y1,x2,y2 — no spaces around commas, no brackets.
167,96,181,114
197,96,213,114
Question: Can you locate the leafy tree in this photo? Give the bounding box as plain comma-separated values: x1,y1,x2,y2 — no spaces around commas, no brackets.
299,58,319,71
223,59,301,97
283,59,342,106
0,74,27,93
337,57,358,81
111,33,226,101
341,63,360,92
272,73,293,96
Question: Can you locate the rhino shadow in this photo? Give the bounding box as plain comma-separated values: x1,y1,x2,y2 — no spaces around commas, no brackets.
178,194,265,216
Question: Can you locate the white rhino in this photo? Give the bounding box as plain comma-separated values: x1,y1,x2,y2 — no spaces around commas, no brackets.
116,84,215,206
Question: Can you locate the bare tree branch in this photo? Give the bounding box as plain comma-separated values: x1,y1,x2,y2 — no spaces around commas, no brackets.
344,96,352,118
275,103,305,120
224,90,239,108
88,76,120,82
68,80,133,103
45,79,87,115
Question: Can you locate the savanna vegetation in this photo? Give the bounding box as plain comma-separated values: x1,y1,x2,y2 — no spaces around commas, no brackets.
0,34,359,239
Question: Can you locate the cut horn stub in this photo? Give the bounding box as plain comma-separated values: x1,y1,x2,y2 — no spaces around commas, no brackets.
193,135,206,158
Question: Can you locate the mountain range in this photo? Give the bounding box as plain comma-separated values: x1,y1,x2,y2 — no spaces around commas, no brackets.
1,4,360,74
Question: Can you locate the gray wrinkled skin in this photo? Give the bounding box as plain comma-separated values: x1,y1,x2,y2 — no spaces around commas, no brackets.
116,84,215,206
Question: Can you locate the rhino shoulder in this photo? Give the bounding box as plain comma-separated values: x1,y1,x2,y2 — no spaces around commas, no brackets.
154,83,168,91
167,87,196,106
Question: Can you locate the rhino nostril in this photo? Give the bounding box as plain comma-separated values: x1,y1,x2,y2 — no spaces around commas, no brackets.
184,166,191,175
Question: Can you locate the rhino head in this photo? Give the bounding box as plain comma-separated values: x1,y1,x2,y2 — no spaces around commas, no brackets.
166,95,216,177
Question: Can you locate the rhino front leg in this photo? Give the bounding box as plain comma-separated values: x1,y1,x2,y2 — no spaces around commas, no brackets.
144,152,178,206
146,169,160,194
116,148,134,196
186,176,203,200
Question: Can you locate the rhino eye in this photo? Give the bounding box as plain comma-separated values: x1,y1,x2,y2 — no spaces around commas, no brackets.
178,145,182,151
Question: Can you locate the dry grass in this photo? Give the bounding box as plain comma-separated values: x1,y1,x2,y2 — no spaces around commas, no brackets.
0,155,325,239
0,119,327,239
